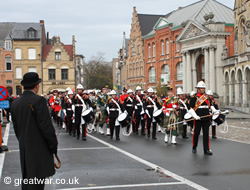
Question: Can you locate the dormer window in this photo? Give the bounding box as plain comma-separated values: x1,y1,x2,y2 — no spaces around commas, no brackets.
5,40,12,50
27,28,36,38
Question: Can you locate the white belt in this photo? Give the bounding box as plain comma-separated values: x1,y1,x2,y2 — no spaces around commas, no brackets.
137,103,142,106
198,106,209,109
147,105,154,108
67,108,72,111
75,104,83,107
126,104,134,107
110,108,119,111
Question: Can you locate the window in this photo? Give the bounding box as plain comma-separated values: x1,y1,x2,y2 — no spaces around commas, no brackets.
28,28,36,38
49,69,56,80
166,39,169,54
16,85,22,96
55,52,61,60
149,67,156,83
161,40,164,55
5,40,12,50
176,62,183,80
16,67,22,79
5,57,12,71
137,44,140,55
162,64,170,82
15,48,22,60
61,69,68,80
140,61,143,76
6,80,12,85
6,86,12,96
137,62,140,76
133,63,136,77
153,43,156,57
28,48,36,60
28,67,37,73
148,44,151,57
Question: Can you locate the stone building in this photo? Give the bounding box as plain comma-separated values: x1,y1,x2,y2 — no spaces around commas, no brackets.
75,54,85,88
42,36,75,94
126,7,164,90
222,0,250,113
112,58,120,92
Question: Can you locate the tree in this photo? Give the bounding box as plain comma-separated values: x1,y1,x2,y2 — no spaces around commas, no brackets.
85,53,113,89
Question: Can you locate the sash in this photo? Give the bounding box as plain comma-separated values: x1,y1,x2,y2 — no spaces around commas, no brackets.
148,97,158,112
136,95,143,106
111,98,122,113
194,94,209,111
76,94,87,110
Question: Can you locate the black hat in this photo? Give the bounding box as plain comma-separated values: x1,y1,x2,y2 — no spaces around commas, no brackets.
21,72,42,87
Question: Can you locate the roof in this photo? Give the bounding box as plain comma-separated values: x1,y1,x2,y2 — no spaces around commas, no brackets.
125,38,129,54
0,23,15,47
12,22,43,40
42,44,73,60
138,14,165,36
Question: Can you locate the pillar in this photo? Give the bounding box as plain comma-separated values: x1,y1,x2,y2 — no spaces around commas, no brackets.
242,80,248,107
182,51,187,93
229,81,233,106
186,51,192,93
191,52,197,90
204,47,210,89
209,46,215,92
235,81,240,107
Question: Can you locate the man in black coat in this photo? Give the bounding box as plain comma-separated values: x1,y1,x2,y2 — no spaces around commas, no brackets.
11,72,58,190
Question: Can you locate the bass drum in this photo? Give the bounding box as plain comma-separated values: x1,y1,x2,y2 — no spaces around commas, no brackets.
82,109,95,124
153,109,164,124
118,112,130,128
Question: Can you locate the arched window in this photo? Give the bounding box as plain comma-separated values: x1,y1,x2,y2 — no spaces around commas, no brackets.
148,44,151,58
161,40,164,55
176,62,183,80
162,64,170,82
149,67,156,83
152,43,156,57
166,39,169,54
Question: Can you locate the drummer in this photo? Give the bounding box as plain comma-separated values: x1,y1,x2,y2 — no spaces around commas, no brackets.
162,87,179,144
144,88,162,140
106,90,124,140
207,90,218,139
65,90,74,136
123,89,136,133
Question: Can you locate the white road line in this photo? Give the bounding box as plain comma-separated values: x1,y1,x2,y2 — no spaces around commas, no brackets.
9,147,111,152
0,123,10,181
88,134,208,190
56,182,186,190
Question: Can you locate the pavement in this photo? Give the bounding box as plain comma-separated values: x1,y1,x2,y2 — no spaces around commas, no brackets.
0,120,250,190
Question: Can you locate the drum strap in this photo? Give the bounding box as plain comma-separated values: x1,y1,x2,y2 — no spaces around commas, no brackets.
76,94,87,111
148,97,157,112
136,95,143,106
128,97,133,103
111,98,122,114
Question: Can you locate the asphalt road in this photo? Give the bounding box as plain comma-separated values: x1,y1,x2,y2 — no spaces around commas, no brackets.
0,123,250,190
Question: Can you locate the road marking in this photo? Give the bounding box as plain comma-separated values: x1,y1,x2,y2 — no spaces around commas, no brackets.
57,182,186,190
0,123,10,181
88,134,208,190
9,147,111,152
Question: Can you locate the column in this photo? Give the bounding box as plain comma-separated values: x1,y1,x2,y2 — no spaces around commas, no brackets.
242,80,248,107
182,51,187,93
223,82,227,105
204,47,210,89
235,81,240,107
209,46,215,92
229,82,233,106
191,52,197,90
186,51,192,93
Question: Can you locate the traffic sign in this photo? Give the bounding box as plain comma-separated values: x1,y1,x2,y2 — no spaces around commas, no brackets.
0,100,9,109
0,86,8,101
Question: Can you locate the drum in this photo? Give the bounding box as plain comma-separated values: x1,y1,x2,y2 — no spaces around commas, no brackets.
118,112,130,128
82,109,95,123
213,114,225,126
153,109,164,124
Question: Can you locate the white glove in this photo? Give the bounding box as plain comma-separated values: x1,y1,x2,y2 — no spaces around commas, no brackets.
172,105,177,109
188,109,200,120
124,110,128,114
210,106,218,114
165,112,170,117
135,105,138,110
106,107,110,115
90,107,93,112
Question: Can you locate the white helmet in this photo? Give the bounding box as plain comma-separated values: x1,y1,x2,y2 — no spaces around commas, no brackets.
76,84,84,90
196,81,206,89
136,86,142,91
66,87,71,91
176,87,184,95
190,91,196,96
68,90,74,95
109,90,117,95
127,89,133,94
206,90,213,96
148,88,154,93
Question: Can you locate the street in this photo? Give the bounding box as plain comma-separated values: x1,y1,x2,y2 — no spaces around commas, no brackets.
0,121,250,190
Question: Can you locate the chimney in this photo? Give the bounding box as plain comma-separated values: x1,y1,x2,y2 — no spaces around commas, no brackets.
46,32,49,44
40,20,44,24
133,6,136,13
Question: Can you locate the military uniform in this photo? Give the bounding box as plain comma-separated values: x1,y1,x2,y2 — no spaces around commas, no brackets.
210,97,219,139
96,93,110,134
134,93,146,135
65,97,74,135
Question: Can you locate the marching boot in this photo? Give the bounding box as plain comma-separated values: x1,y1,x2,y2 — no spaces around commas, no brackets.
204,150,213,155
115,125,120,141
99,126,104,135
171,136,177,144
82,124,87,141
192,147,197,153
152,123,157,140
107,127,111,136
164,134,169,143
182,125,189,139
212,125,217,139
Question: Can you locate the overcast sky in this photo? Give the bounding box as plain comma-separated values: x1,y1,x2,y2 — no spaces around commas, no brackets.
0,0,235,62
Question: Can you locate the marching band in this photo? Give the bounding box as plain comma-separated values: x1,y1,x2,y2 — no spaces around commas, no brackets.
47,81,228,156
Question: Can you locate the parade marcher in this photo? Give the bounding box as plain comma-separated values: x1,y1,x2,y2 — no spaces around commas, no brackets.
207,90,218,139
144,88,162,139
187,91,196,134
123,89,136,133
106,90,124,140
120,88,128,104
177,87,189,139
11,72,58,190
96,87,110,135
49,89,59,122
134,86,146,136
188,81,213,155
65,90,74,136
162,87,179,144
